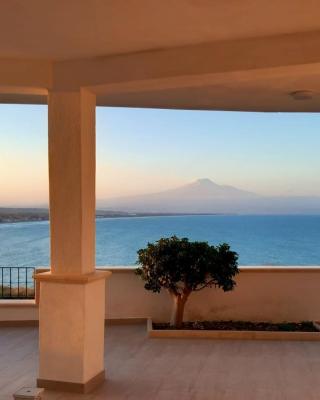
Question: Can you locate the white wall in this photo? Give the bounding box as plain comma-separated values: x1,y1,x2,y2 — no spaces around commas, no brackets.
1,267,320,323
0,300,38,322
106,266,320,323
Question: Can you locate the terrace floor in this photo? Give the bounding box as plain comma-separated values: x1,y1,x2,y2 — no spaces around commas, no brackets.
0,324,320,400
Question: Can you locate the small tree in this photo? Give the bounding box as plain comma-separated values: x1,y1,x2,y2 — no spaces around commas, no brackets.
136,236,239,328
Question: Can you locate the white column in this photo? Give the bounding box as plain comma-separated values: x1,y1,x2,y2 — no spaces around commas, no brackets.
49,89,96,275
35,89,110,393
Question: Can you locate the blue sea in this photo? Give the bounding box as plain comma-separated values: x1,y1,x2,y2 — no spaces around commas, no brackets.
0,215,320,267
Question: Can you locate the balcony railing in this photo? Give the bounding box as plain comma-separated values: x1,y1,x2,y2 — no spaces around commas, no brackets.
0,267,35,299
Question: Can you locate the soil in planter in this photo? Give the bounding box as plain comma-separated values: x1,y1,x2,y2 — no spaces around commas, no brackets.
153,320,318,332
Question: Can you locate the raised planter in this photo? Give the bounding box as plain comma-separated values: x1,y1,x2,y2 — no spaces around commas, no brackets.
147,319,320,341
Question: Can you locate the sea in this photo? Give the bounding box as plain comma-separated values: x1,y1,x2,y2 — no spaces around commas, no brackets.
0,215,320,267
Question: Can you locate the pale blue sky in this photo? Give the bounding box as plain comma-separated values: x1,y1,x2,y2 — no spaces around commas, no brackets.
0,104,320,205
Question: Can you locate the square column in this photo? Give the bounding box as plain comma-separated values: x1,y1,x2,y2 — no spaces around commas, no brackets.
36,89,110,393
48,89,96,275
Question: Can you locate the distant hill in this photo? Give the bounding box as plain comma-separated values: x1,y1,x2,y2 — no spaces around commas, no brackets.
0,208,49,223
0,208,210,224
97,178,320,214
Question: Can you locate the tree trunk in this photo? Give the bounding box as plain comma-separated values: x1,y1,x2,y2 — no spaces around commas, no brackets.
170,293,189,328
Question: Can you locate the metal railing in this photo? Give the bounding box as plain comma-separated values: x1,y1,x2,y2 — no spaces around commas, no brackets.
0,267,35,299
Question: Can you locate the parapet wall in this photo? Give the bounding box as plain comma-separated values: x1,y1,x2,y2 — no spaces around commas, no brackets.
1,266,320,323
107,266,320,323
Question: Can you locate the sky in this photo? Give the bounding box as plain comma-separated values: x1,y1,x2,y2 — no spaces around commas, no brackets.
0,104,320,206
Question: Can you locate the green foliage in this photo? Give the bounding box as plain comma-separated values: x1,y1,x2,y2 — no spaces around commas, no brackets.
136,236,239,296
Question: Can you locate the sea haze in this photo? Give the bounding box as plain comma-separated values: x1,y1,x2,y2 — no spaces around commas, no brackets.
97,179,320,214
0,215,320,267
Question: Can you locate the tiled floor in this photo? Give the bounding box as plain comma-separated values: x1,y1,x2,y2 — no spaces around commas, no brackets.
1,324,320,399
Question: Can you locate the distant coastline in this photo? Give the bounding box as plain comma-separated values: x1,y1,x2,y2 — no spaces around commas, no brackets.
0,208,220,224
2,180,320,223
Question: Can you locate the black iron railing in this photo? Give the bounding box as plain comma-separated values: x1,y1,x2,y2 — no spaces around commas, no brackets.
0,267,35,299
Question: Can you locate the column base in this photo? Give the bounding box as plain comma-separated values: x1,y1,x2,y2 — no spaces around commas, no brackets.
37,370,105,394
35,271,111,393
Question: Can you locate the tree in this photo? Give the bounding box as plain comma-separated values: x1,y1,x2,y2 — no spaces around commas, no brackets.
136,236,239,328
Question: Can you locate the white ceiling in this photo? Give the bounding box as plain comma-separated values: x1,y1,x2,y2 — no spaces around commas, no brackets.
97,70,320,112
2,1,320,112
1,0,320,60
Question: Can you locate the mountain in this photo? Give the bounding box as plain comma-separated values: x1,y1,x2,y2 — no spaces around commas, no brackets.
97,178,320,214
153,178,257,198
98,179,256,213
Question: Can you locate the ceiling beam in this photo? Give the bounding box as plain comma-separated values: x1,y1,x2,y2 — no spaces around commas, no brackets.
52,30,320,93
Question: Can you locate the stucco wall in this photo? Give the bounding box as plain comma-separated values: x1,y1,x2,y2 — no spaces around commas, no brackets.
1,267,320,323
0,300,38,322
106,267,320,323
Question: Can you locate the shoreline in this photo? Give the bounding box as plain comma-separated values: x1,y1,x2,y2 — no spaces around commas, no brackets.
0,210,222,224
1,211,320,225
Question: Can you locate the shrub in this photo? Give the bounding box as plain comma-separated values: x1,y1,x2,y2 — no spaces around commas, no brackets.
136,236,239,328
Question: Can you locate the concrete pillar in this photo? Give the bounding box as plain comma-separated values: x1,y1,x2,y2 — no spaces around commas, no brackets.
35,89,110,393
48,89,96,275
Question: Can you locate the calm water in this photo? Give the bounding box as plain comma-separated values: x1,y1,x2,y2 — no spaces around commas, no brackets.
0,215,319,267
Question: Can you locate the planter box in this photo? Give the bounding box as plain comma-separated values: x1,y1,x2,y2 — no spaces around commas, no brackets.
147,319,320,341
